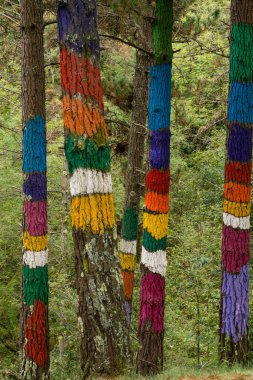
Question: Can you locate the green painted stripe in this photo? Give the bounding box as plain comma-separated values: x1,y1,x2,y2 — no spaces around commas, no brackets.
230,24,253,82
153,0,173,65
122,207,138,240
142,229,167,252
23,265,48,306
65,134,111,174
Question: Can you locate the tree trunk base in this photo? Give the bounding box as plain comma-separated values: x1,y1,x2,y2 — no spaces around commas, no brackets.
136,321,163,376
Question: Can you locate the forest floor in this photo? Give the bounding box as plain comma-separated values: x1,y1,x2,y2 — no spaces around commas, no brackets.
178,375,253,380
171,371,253,380
116,368,253,380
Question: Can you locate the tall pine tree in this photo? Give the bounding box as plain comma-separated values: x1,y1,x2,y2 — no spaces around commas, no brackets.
136,0,173,375
220,0,253,364
57,0,130,377
119,14,152,325
20,0,49,378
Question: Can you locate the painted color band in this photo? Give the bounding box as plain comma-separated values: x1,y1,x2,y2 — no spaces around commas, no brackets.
223,213,250,230
70,168,112,196
143,212,168,240
141,247,167,277
119,239,137,255
23,250,48,268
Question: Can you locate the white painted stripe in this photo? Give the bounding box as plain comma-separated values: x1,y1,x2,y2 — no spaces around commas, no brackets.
70,168,112,196
23,250,48,268
119,239,137,255
141,247,167,277
223,213,250,230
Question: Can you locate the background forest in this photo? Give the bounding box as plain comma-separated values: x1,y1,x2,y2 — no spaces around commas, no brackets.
1,0,252,379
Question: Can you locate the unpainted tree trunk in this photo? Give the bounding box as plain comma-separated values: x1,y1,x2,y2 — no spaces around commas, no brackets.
20,1,49,378
136,0,173,375
57,1,130,378
119,15,152,324
219,0,253,365
61,156,69,265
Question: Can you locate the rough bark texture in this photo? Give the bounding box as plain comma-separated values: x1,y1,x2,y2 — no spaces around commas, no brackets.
219,0,252,365
57,1,130,377
120,16,152,324
20,1,49,379
61,157,69,264
136,0,173,375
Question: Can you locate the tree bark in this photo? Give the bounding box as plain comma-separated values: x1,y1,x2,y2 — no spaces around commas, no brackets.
20,1,49,379
57,1,130,378
119,15,152,324
61,156,69,266
219,0,252,365
136,0,173,375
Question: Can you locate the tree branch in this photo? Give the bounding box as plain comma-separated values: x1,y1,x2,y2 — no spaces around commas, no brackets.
99,33,151,55
43,19,57,28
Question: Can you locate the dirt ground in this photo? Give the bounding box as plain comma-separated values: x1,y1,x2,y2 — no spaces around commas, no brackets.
179,374,253,380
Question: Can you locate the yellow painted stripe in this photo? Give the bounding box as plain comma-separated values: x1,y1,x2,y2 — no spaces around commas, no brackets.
143,212,168,240
120,252,135,271
71,193,115,233
223,199,251,217
23,232,48,252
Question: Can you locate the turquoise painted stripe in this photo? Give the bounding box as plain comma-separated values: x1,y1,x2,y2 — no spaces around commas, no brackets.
149,64,172,131
22,115,46,173
228,82,253,123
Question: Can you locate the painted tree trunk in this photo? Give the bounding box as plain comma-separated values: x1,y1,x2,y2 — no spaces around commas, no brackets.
120,17,152,324
57,0,130,377
219,0,253,364
136,0,173,375
20,1,49,379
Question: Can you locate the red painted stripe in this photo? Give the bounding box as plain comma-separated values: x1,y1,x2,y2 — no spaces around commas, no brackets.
60,48,104,112
25,300,48,367
225,162,252,184
146,169,170,194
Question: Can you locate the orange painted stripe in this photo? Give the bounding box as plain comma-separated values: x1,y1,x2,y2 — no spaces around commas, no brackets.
63,95,108,140
145,192,169,213
224,182,251,203
122,271,134,300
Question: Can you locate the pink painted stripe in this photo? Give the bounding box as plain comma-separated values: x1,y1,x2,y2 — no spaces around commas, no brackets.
24,201,47,236
222,225,250,273
139,273,165,334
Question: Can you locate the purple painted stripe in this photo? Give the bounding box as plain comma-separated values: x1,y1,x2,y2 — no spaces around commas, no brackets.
58,0,99,60
227,124,252,162
139,273,165,333
222,226,250,273
222,263,249,342
150,129,170,169
23,173,47,201
125,300,131,325
24,201,47,236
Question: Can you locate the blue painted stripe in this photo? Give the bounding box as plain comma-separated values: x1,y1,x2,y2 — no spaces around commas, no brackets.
149,64,172,131
22,115,46,173
228,82,253,124
227,124,252,162
150,129,170,169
